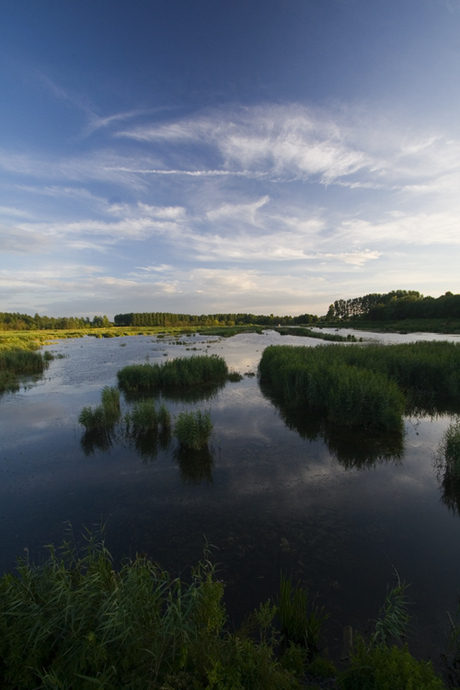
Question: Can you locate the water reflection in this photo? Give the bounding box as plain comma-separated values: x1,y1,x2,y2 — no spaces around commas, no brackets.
175,445,214,485
439,470,460,516
80,428,115,455
128,427,172,462
260,383,404,468
121,382,225,404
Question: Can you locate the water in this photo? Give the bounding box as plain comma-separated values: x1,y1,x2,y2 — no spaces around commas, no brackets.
1,328,460,665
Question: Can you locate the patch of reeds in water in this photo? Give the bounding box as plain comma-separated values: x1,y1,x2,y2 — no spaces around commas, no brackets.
78,386,121,432
0,348,51,393
126,399,171,433
117,354,228,393
259,341,460,431
174,409,213,450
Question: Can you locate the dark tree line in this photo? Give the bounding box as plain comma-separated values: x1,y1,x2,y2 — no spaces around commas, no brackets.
113,312,319,327
330,290,460,321
0,313,111,331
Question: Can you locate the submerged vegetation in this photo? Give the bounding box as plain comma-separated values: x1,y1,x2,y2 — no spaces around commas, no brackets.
0,529,447,689
117,354,229,392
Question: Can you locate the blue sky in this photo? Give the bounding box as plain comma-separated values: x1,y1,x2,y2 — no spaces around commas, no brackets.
1,0,460,318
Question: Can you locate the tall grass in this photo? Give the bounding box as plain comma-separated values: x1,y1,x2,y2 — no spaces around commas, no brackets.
117,354,228,393
174,409,213,450
0,348,51,393
277,574,328,655
78,386,121,432
259,341,460,430
0,529,297,690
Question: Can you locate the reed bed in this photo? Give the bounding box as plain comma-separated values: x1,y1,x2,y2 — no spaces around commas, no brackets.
117,354,228,392
174,409,213,450
259,342,460,430
0,530,298,690
0,349,52,393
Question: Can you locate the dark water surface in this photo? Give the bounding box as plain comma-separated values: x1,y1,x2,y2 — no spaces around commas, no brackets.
1,329,460,664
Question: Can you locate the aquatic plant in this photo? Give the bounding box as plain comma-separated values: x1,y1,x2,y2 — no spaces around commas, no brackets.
0,529,297,690
78,386,121,432
0,348,51,393
127,399,171,434
227,370,243,382
259,341,460,431
174,409,213,450
117,354,228,393
277,574,328,654
438,420,460,476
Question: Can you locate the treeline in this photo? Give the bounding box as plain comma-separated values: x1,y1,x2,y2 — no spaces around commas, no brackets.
0,313,112,331
114,312,319,327
330,290,460,321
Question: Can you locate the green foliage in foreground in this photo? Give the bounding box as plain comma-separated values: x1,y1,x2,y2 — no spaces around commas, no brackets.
278,574,328,655
0,532,298,690
175,409,213,450
117,355,228,392
339,642,444,690
0,531,448,689
259,341,460,430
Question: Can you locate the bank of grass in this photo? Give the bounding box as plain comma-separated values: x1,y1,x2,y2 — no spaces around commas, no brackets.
0,348,53,393
0,531,446,689
117,354,229,393
0,531,298,690
259,341,460,430
324,317,460,335
198,325,265,337
274,326,358,342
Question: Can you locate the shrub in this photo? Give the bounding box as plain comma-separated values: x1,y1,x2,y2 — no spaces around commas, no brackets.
339,641,444,690
175,410,213,450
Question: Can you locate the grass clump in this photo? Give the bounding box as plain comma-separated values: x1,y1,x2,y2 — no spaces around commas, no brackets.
0,530,298,690
438,420,460,476
175,409,213,450
78,386,120,432
0,348,51,393
277,574,328,656
127,399,171,434
117,354,228,393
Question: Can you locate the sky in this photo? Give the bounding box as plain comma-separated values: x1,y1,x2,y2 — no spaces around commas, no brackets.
1,0,460,319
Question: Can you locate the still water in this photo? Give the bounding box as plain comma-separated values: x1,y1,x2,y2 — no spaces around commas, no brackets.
1,328,460,664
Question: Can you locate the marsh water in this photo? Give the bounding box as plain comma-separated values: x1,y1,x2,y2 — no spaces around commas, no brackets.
1,328,460,664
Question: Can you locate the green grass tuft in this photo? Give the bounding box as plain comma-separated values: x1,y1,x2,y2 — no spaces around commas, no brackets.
174,409,213,450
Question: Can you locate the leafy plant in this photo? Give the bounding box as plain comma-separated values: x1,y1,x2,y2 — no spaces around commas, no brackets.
339,641,444,690
371,570,411,647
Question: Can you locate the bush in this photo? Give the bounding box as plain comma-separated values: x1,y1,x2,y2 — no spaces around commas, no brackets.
339,641,444,690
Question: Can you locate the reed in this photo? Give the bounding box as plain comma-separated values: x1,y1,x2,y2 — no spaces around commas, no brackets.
78,386,121,431
0,529,296,690
174,409,213,450
117,354,228,393
127,399,171,433
439,420,460,476
277,574,328,654
259,341,460,430
0,349,51,393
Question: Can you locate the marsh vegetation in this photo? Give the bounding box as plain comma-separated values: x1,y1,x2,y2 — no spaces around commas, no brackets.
117,354,229,392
